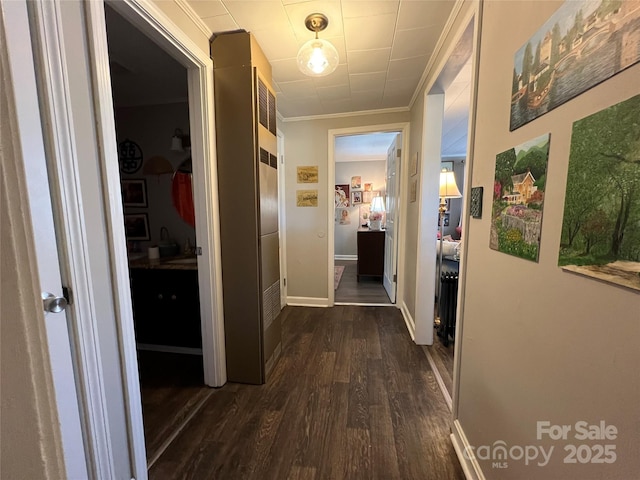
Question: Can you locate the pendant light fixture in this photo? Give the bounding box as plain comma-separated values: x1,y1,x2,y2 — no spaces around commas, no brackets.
296,13,339,77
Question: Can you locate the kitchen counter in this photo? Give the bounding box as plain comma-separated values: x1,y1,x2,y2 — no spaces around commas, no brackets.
128,254,198,271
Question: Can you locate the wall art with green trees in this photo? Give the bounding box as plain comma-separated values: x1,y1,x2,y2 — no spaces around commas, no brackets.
559,93,640,291
490,134,551,262
510,0,640,130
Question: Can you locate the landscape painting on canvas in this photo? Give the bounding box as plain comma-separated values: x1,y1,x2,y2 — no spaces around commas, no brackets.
559,94,640,291
510,0,640,130
490,134,551,262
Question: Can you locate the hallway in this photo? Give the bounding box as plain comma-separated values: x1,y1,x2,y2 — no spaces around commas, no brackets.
149,306,463,479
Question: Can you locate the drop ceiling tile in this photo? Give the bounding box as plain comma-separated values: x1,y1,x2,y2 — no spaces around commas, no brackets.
252,26,300,61
188,0,227,19
321,98,355,114
271,58,309,83
387,55,428,80
285,1,344,40
381,91,412,108
203,14,239,33
316,84,351,101
384,76,417,97
344,14,396,51
341,1,399,18
223,1,290,32
312,64,349,88
287,100,326,117
347,48,390,74
277,79,317,98
397,0,455,30
350,72,386,92
351,89,383,103
391,27,440,60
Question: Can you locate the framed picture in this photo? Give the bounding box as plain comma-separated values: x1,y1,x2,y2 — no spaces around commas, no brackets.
351,176,362,189
335,184,350,207
363,191,373,204
296,189,318,207
121,179,147,207
411,152,419,176
438,212,450,227
441,161,453,172
364,183,373,192
296,166,318,183
351,191,363,205
124,213,150,240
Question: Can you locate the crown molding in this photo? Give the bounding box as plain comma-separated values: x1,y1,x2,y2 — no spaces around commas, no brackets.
174,0,212,40
409,0,467,110
281,105,409,123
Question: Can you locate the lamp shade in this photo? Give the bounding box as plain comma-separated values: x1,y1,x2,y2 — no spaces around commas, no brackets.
297,38,339,77
370,195,386,213
439,170,462,198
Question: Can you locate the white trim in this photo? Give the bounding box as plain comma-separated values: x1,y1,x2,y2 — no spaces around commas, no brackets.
334,254,357,261
422,347,453,411
400,301,416,340
282,105,409,123
451,420,486,480
328,122,410,311
408,0,466,111
99,0,227,388
286,296,331,307
277,129,288,308
335,302,395,307
136,344,203,355
452,3,483,421
174,0,212,39
29,1,117,477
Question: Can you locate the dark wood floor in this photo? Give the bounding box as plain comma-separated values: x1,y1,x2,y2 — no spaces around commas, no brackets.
138,350,210,463
335,260,391,304
149,306,463,479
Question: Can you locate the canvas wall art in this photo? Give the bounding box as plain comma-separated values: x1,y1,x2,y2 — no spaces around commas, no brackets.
335,184,350,207
337,208,351,225
559,93,640,291
351,176,362,189
490,133,550,262
297,166,318,183
510,0,640,131
296,189,318,207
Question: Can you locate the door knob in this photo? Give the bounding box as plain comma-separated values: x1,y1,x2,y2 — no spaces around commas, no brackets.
42,292,68,313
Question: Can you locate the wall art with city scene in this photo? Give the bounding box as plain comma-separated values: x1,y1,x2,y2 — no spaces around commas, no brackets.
490,134,551,262
559,94,640,292
510,0,640,131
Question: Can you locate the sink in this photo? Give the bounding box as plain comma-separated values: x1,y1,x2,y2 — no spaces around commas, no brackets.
166,257,197,264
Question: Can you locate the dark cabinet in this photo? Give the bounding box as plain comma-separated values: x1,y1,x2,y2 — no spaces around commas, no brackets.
357,229,385,281
130,269,201,348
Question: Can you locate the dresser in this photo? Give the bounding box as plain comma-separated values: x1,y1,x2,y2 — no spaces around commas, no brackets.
357,229,385,281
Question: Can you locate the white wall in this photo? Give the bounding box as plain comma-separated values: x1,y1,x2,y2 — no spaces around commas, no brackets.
334,160,387,256
116,102,195,252
280,111,410,300
455,1,640,478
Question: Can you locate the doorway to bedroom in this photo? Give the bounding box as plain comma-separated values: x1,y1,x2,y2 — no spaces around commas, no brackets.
333,130,401,305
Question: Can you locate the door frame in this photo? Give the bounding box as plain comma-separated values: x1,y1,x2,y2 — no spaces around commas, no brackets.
25,0,225,477
327,122,410,308
277,128,288,308
99,0,226,387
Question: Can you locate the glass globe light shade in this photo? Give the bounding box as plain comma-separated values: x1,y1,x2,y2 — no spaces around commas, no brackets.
297,38,339,77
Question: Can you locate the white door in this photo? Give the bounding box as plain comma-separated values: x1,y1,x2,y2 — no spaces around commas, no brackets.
3,2,88,477
383,135,401,302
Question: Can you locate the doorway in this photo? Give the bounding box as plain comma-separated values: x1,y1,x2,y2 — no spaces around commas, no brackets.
416,18,477,411
328,124,410,307
104,4,213,466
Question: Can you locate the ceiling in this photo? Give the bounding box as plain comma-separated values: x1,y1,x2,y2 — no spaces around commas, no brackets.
186,0,457,118
105,1,471,159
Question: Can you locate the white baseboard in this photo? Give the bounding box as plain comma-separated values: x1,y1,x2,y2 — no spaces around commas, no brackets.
286,296,330,307
136,344,202,355
334,255,357,261
400,301,416,340
451,420,486,480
